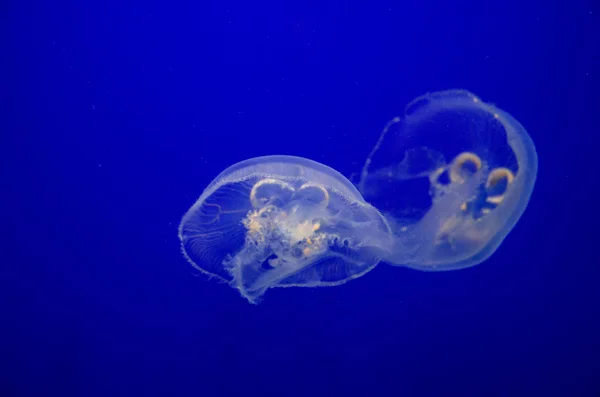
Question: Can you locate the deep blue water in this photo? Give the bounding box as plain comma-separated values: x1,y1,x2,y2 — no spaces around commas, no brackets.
2,0,599,396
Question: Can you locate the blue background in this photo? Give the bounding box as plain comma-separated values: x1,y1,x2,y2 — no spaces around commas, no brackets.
2,0,599,396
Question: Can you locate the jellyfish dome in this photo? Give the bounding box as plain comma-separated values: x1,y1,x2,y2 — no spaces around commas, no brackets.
358,89,537,270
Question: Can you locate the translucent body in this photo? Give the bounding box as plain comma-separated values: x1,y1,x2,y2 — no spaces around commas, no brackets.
179,89,538,303
178,155,392,303
359,89,537,270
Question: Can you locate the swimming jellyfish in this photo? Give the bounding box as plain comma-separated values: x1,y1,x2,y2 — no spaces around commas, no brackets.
179,89,537,303
359,89,537,270
178,155,393,303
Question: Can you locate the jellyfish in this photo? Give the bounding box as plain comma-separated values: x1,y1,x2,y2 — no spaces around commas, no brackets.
178,155,393,303
179,89,537,303
358,89,538,270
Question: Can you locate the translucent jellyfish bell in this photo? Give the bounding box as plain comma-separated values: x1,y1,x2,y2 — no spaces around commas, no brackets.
359,89,537,270
179,155,392,303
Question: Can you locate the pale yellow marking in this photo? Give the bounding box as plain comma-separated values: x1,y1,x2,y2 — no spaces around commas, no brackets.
250,178,294,208
298,183,330,208
486,167,515,205
450,152,482,183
